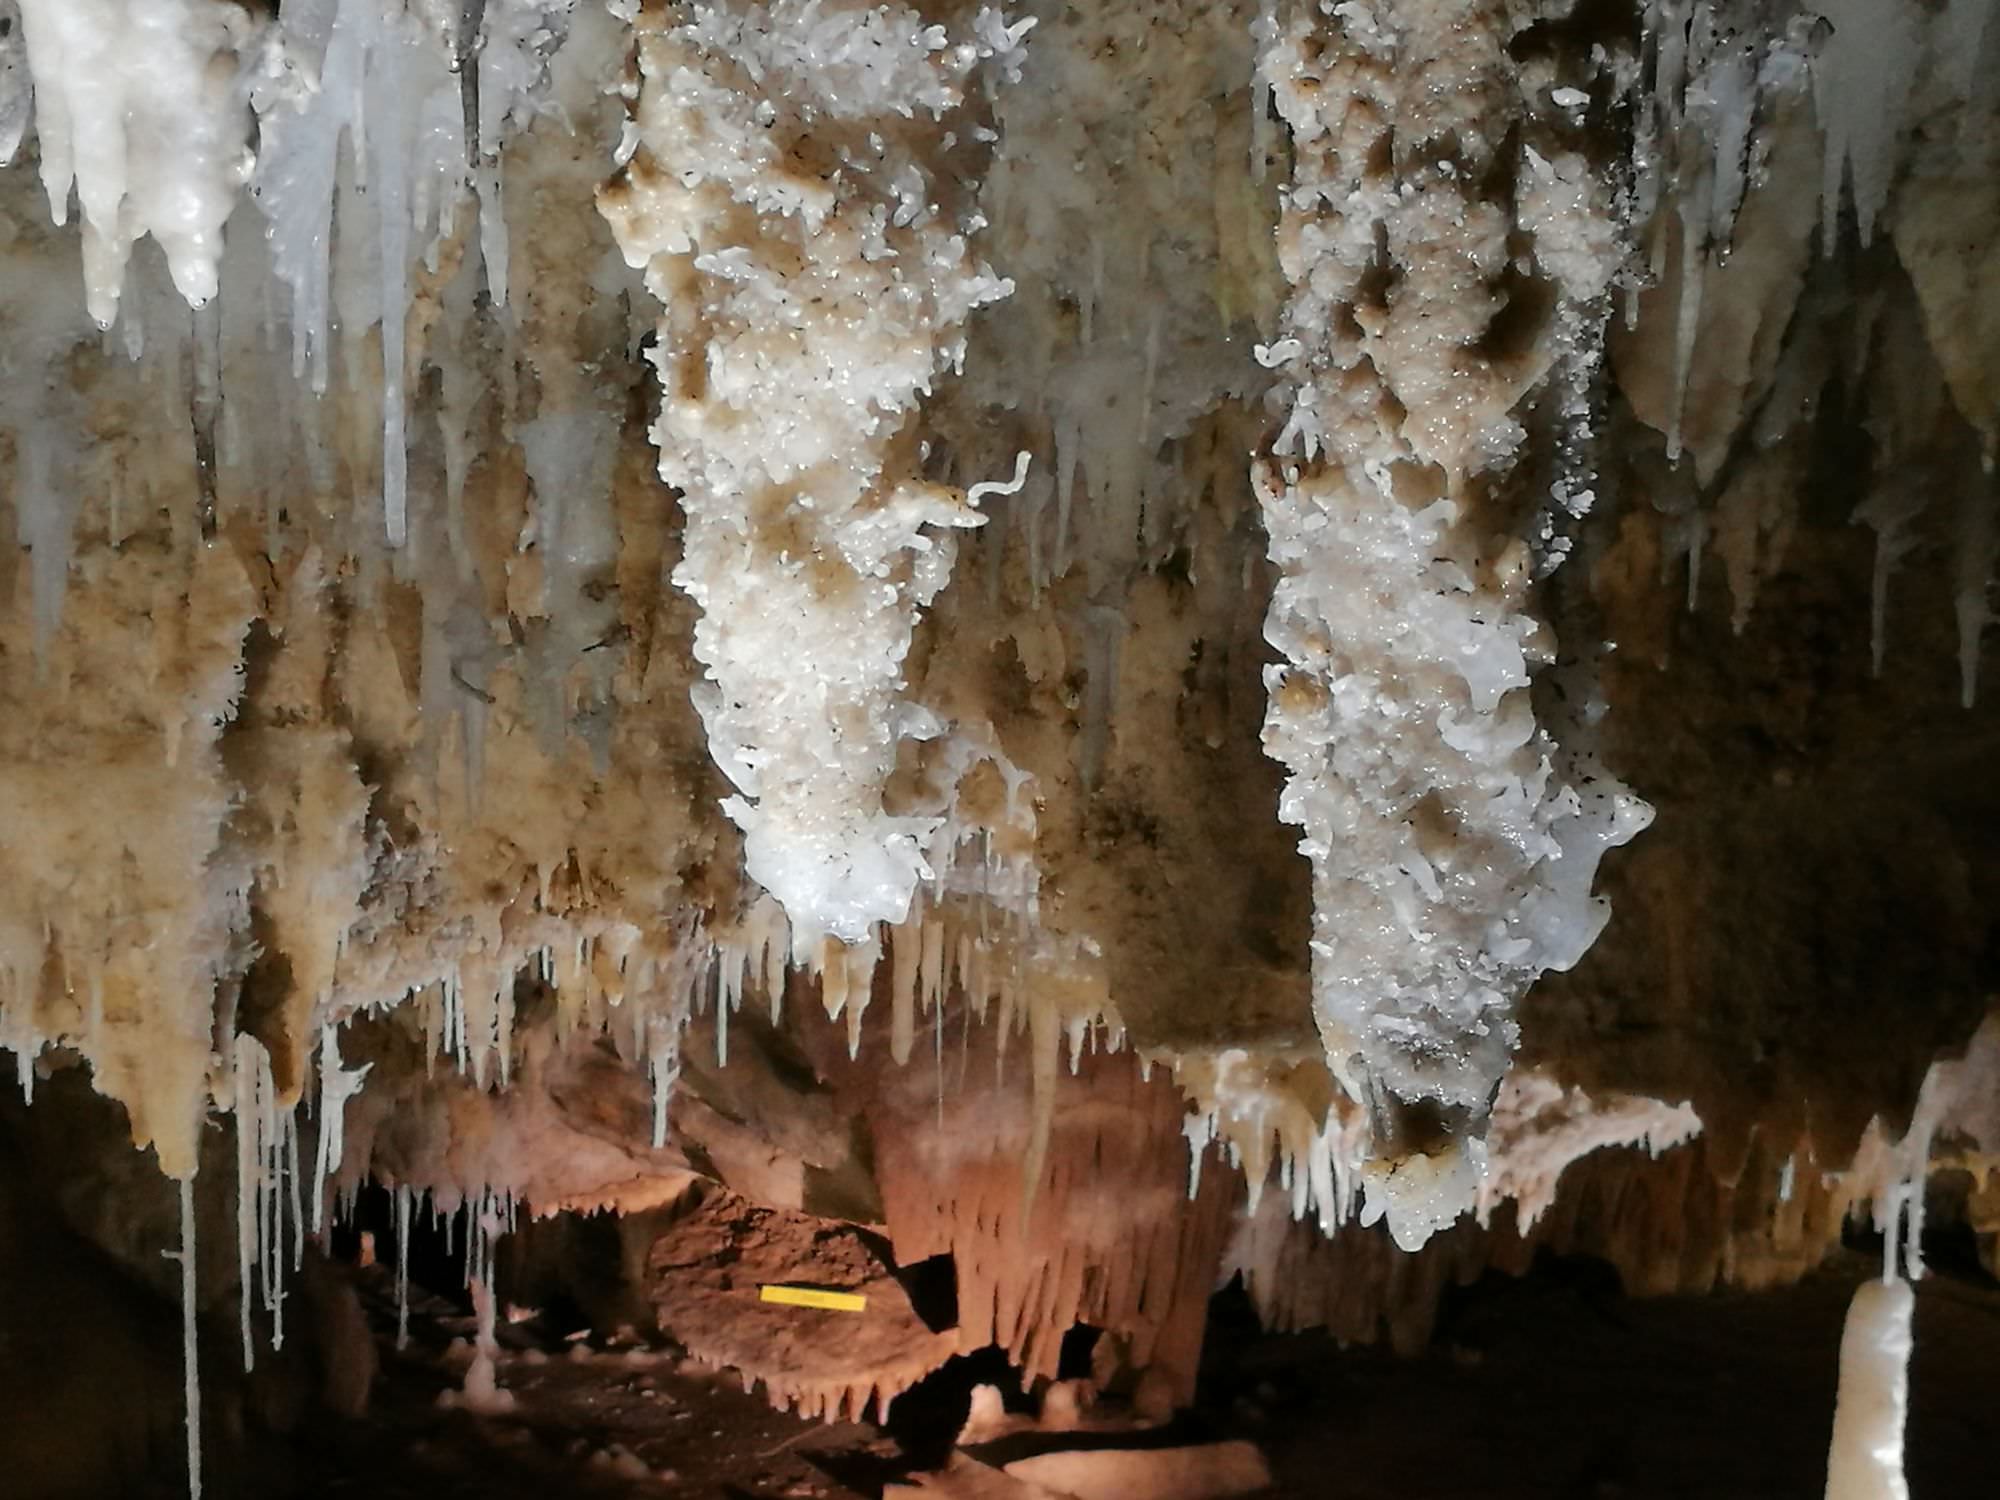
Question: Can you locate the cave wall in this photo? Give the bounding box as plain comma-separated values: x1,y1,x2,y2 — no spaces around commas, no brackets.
0,0,1995,1457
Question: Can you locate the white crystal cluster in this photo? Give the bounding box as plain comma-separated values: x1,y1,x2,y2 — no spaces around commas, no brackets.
1254,0,1651,1244
600,0,1029,952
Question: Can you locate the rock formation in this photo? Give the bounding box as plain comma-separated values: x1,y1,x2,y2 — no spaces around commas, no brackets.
0,1,1996,1495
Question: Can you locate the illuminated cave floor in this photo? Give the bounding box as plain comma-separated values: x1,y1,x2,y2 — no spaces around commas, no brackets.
11,1203,1988,1499
294,1276,889,1500
275,1248,2000,1500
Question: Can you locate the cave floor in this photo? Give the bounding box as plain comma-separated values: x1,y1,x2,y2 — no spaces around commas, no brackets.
284,1250,2000,1499
1218,1251,2000,1500
290,1275,891,1500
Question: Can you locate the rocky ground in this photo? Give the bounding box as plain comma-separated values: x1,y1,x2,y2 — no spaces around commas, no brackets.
1251,1263,1995,1499
283,1246,1999,1499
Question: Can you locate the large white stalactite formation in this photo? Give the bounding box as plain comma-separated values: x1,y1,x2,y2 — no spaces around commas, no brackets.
0,0,1996,1496
1255,0,1651,1248
599,0,1029,964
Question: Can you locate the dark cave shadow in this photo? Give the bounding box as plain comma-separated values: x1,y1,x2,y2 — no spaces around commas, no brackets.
799,1445,904,1499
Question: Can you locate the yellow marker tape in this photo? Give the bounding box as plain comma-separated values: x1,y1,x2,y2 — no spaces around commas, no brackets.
759,1284,868,1312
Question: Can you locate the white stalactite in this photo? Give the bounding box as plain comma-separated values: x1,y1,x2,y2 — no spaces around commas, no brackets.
176,1174,202,1500
312,1024,371,1233
14,0,254,327
598,0,1030,957
0,12,1993,1493
1254,0,1649,1246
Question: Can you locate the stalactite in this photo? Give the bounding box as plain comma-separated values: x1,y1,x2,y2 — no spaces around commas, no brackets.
597,0,1031,961
1225,1012,2000,1351
866,1021,1234,1403
0,6,1996,1491
1253,0,1650,1247
13,0,255,328
176,1173,202,1500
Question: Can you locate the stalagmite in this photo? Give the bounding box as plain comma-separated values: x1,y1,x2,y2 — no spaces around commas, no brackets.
1824,1279,1916,1500
1003,1443,1272,1500
441,1271,517,1415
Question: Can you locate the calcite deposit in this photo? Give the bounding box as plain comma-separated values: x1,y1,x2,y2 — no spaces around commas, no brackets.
0,2,1997,1496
